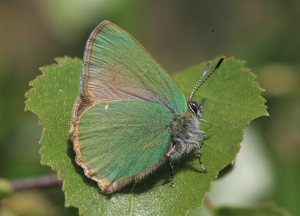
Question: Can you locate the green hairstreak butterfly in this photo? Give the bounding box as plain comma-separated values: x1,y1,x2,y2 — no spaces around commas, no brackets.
70,20,225,194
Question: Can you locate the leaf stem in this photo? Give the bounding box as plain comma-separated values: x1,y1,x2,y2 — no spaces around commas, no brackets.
12,174,62,191
204,195,215,211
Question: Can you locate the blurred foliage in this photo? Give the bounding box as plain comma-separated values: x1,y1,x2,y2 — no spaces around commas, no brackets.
0,0,299,215
188,203,292,216
214,203,292,216
0,179,13,198
1,191,63,216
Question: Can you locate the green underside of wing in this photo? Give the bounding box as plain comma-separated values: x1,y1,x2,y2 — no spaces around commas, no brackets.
84,21,187,115
78,100,174,184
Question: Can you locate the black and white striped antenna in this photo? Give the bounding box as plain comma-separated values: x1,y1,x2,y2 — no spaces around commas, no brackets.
189,56,226,101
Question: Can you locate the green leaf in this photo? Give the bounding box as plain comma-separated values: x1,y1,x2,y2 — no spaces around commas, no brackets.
25,57,267,216
214,203,293,216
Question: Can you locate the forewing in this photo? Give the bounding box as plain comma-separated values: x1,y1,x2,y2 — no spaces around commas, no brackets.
82,20,187,115
72,100,173,192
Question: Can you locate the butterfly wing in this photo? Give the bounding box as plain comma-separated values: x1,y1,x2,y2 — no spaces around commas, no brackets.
81,20,187,115
72,100,174,193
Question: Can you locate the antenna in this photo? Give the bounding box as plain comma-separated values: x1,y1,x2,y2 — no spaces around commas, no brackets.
189,62,212,101
189,56,226,101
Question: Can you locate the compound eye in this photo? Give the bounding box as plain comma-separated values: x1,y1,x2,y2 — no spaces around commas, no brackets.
189,102,198,114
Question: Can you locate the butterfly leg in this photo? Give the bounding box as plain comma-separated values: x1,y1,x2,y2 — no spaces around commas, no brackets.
199,99,205,114
198,100,211,124
194,130,206,139
197,140,208,173
168,156,175,187
199,118,210,124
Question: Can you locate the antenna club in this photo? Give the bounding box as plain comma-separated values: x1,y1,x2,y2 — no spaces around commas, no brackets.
222,56,227,59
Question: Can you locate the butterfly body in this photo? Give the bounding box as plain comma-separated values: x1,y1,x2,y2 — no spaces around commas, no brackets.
169,110,204,161
70,20,223,194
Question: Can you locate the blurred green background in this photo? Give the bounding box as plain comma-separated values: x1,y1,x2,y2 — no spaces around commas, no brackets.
0,0,299,215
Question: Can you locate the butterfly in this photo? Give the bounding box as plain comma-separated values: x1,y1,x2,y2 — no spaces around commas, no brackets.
70,20,225,194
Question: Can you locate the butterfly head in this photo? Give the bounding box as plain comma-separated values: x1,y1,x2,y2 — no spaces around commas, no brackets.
188,101,204,118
